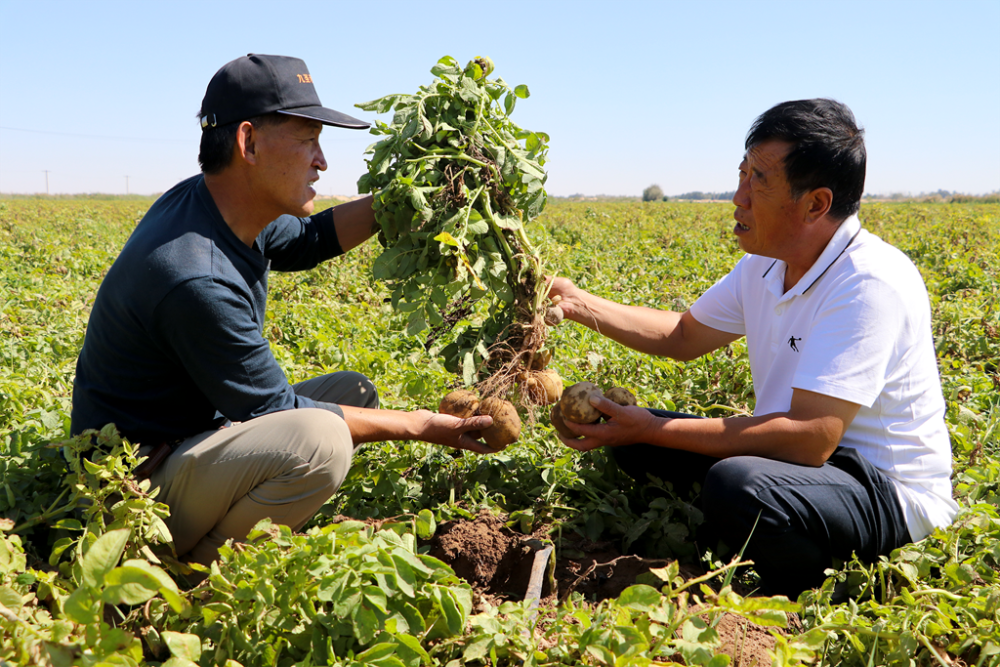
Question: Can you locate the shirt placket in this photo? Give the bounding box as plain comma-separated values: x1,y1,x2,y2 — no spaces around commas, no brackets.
765,264,790,353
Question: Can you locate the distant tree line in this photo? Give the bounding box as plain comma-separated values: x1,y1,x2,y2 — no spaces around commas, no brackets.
946,193,1000,203
643,185,738,202
864,190,1000,204
672,191,736,201
645,186,997,204
0,193,160,201
578,186,997,204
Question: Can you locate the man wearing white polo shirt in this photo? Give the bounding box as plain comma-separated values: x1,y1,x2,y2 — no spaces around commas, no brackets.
549,99,958,598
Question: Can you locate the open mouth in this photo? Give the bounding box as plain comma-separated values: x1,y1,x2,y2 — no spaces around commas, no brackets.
735,222,750,232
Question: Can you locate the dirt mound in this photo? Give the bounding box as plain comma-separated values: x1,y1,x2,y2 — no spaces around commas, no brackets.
425,509,551,602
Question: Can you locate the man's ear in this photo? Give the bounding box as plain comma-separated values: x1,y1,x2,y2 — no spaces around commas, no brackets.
805,187,833,223
234,120,257,165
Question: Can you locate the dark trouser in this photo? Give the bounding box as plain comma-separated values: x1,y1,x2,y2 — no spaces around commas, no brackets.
611,410,911,598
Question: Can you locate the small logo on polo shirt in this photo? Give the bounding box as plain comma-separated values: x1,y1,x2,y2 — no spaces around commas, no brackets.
788,336,801,352
296,74,313,83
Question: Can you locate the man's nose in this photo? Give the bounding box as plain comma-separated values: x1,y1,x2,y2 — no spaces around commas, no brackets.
733,179,750,208
315,145,328,171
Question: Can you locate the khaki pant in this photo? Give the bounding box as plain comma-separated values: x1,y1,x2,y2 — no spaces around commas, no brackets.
143,371,378,566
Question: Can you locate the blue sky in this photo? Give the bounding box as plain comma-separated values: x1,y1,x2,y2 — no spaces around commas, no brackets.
1,0,998,197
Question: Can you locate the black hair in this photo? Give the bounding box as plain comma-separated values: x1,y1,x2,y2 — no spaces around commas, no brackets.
745,99,866,221
197,113,290,175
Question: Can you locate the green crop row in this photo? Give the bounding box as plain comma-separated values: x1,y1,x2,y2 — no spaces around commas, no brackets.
1,199,998,666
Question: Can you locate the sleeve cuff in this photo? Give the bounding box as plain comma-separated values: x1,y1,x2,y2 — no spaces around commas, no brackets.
315,207,344,258
792,374,876,408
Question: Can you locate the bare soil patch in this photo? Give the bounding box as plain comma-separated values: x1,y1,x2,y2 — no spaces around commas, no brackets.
423,510,794,665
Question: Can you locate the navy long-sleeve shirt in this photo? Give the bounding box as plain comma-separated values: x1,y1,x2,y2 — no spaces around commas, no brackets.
71,174,344,445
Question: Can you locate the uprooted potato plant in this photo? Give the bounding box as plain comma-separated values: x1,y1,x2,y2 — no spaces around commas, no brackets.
357,56,554,401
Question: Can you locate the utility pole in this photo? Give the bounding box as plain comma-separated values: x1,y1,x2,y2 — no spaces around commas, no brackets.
43,170,50,195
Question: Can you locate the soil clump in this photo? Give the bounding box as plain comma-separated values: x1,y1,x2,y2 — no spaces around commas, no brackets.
424,509,552,607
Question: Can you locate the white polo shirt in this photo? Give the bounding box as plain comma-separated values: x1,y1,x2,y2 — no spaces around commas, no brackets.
689,214,958,542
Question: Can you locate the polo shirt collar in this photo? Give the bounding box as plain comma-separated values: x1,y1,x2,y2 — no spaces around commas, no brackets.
763,214,862,299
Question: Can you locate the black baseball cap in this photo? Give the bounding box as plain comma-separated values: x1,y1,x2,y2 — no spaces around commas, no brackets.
199,54,369,131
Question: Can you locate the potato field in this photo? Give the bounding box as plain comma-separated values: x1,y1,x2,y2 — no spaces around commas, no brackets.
1,197,998,666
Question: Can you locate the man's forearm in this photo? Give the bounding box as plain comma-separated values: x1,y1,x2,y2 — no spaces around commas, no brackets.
332,195,377,252
549,277,738,361
566,389,858,465
644,412,839,467
561,289,687,357
563,290,738,361
339,405,421,444
336,405,497,455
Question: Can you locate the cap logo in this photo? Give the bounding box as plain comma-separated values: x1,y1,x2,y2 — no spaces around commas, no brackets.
296,74,313,83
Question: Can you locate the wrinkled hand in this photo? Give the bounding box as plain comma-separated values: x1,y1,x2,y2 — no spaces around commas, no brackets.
411,410,497,455
557,395,658,452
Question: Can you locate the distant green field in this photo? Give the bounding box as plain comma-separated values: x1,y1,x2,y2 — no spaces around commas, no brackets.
2,199,998,665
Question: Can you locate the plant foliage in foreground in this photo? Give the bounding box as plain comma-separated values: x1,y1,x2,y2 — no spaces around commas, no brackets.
1,198,998,665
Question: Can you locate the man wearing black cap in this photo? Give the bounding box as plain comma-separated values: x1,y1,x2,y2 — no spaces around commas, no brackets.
71,54,496,568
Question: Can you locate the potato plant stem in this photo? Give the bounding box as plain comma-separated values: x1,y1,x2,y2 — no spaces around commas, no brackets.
919,635,953,667
672,558,754,596
910,588,966,601
12,486,71,533
405,151,496,175
477,191,549,318
478,191,516,270
816,623,903,641
0,603,46,638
